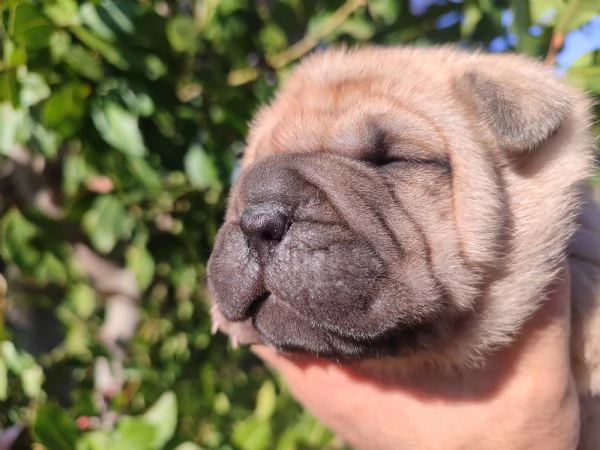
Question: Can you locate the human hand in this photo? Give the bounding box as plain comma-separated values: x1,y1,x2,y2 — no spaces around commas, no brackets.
253,263,580,450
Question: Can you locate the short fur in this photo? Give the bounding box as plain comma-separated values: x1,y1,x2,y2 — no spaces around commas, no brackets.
206,46,600,448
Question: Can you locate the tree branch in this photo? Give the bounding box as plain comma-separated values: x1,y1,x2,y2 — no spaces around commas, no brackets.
227,0,367,86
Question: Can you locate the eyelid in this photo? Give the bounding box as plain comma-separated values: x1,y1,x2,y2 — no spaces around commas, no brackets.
370,155,451,172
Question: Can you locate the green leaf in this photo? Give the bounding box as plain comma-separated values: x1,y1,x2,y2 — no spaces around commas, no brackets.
79,3,117,40
68,283,97,319
232,416,272,450
38,249,68,284
0,103,24,156
126,157,162,194
254,380,276,420
368,0,401,24
461,5,483,39
112,417,157,450
42,83,89,138
115,80,155,117
71,26,129,69
19,71,51,107
63,152,88,197
184,144,221,191
142,391,178,449
141,54,168,80
555,0,600,32
97,0,137,36
126,245,156,290
166,16,197,53
83,195,131,254
12,3,54,50
296,412,334,446
0,209,41,273
15,110,33,146
0,70,20,107
2,39,27,69
0,358,7,401
259,24,288,53
1,342,21,374
529,0,562,26
1,342,38,379
75,431,111,450
29,121,60,157
64,322,92,356
21,364,44,399
44,0,81,27
337,18,376,40
511,0,537,57
213,392,230,415
91,99,147,156
64,46,105,81
173,443,203,450
34,403,80,450
567,66,600,92
49,31,72,62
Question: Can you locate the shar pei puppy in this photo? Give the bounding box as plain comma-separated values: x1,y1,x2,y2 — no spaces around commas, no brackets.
207,46,600,448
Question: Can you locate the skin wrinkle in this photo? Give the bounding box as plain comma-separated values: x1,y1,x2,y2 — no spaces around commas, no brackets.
438,109,488,279
379,174,467,353
364,101,449,164
382,174,456,314
443,79,509,273
380,100,451,162
288,163,382,244
293,156,405,257
290,219,344,227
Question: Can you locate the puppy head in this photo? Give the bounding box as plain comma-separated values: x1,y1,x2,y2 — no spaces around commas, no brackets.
208,46,593,365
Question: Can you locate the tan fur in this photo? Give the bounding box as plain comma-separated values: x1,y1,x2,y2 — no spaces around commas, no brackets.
213,46,600,448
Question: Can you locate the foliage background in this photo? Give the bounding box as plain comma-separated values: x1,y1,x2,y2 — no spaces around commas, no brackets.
0,0,599,449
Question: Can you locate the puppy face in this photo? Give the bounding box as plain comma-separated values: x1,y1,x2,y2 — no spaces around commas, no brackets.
209,128,468,358
208,46,594,366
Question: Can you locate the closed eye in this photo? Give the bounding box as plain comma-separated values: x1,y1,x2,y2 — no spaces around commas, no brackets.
368,156,452,174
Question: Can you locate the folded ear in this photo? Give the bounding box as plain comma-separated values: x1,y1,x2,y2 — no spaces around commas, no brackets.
455,64,573,152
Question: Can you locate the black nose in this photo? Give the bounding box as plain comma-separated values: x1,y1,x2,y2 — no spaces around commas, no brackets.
240,204,289,244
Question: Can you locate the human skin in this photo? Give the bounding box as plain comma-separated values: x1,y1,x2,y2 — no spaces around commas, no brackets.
253,263,580,450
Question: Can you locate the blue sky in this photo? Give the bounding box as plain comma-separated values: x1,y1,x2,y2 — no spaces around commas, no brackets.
409,0,600,70
556,16,600,67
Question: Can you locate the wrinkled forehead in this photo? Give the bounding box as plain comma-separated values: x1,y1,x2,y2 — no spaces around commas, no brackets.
243,76,452,166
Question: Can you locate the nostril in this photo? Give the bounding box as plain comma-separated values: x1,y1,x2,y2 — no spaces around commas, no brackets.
240,205,289,243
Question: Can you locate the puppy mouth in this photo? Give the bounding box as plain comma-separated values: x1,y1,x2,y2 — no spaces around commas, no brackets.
248,290,445,360
245,290,271,318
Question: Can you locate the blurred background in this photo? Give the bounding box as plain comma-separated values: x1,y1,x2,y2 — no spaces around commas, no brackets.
0,0,599,449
